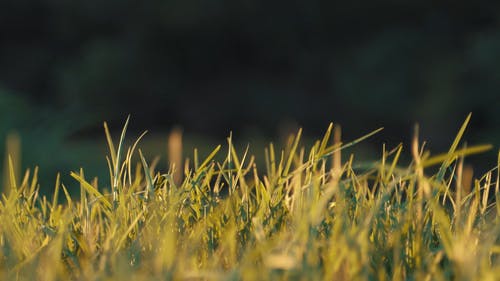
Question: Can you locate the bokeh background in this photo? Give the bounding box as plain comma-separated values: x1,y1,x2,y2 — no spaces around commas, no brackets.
0,1,499,192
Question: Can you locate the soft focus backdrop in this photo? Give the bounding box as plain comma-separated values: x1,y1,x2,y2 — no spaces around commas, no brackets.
0,1,499,192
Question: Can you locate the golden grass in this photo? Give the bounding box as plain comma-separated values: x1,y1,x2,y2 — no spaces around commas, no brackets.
0,114,498,280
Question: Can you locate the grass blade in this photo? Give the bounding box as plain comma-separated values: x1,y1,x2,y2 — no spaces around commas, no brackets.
139,149,155,201
70,172,112,209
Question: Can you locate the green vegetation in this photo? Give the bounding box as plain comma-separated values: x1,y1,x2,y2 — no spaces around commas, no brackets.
0,114,499,280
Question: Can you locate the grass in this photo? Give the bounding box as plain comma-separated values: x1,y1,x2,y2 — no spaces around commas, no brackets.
0,114,499,280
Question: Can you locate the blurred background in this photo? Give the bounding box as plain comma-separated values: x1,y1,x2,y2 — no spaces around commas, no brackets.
0,0,499,193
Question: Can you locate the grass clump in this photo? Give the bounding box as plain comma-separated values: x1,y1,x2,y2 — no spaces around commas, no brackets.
0,114,499,280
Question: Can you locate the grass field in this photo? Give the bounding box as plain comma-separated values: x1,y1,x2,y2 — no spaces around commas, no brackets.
0,114,499,280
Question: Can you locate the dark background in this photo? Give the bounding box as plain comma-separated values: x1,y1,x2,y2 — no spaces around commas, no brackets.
0,1,499,191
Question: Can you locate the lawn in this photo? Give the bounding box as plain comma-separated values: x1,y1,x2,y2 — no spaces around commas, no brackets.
0,114,498,280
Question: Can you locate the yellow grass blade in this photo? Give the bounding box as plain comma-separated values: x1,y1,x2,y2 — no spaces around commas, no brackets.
198,145,222,171
70,172,112,209
421,144,492,168
139,149,154,201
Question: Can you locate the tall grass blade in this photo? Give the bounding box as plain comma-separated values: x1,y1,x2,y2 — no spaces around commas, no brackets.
70,172,112,209
422,144,492,168
139,149,154,201
198,145,222,171
436,113,471,180
322,127,384,158
283,128,302,178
